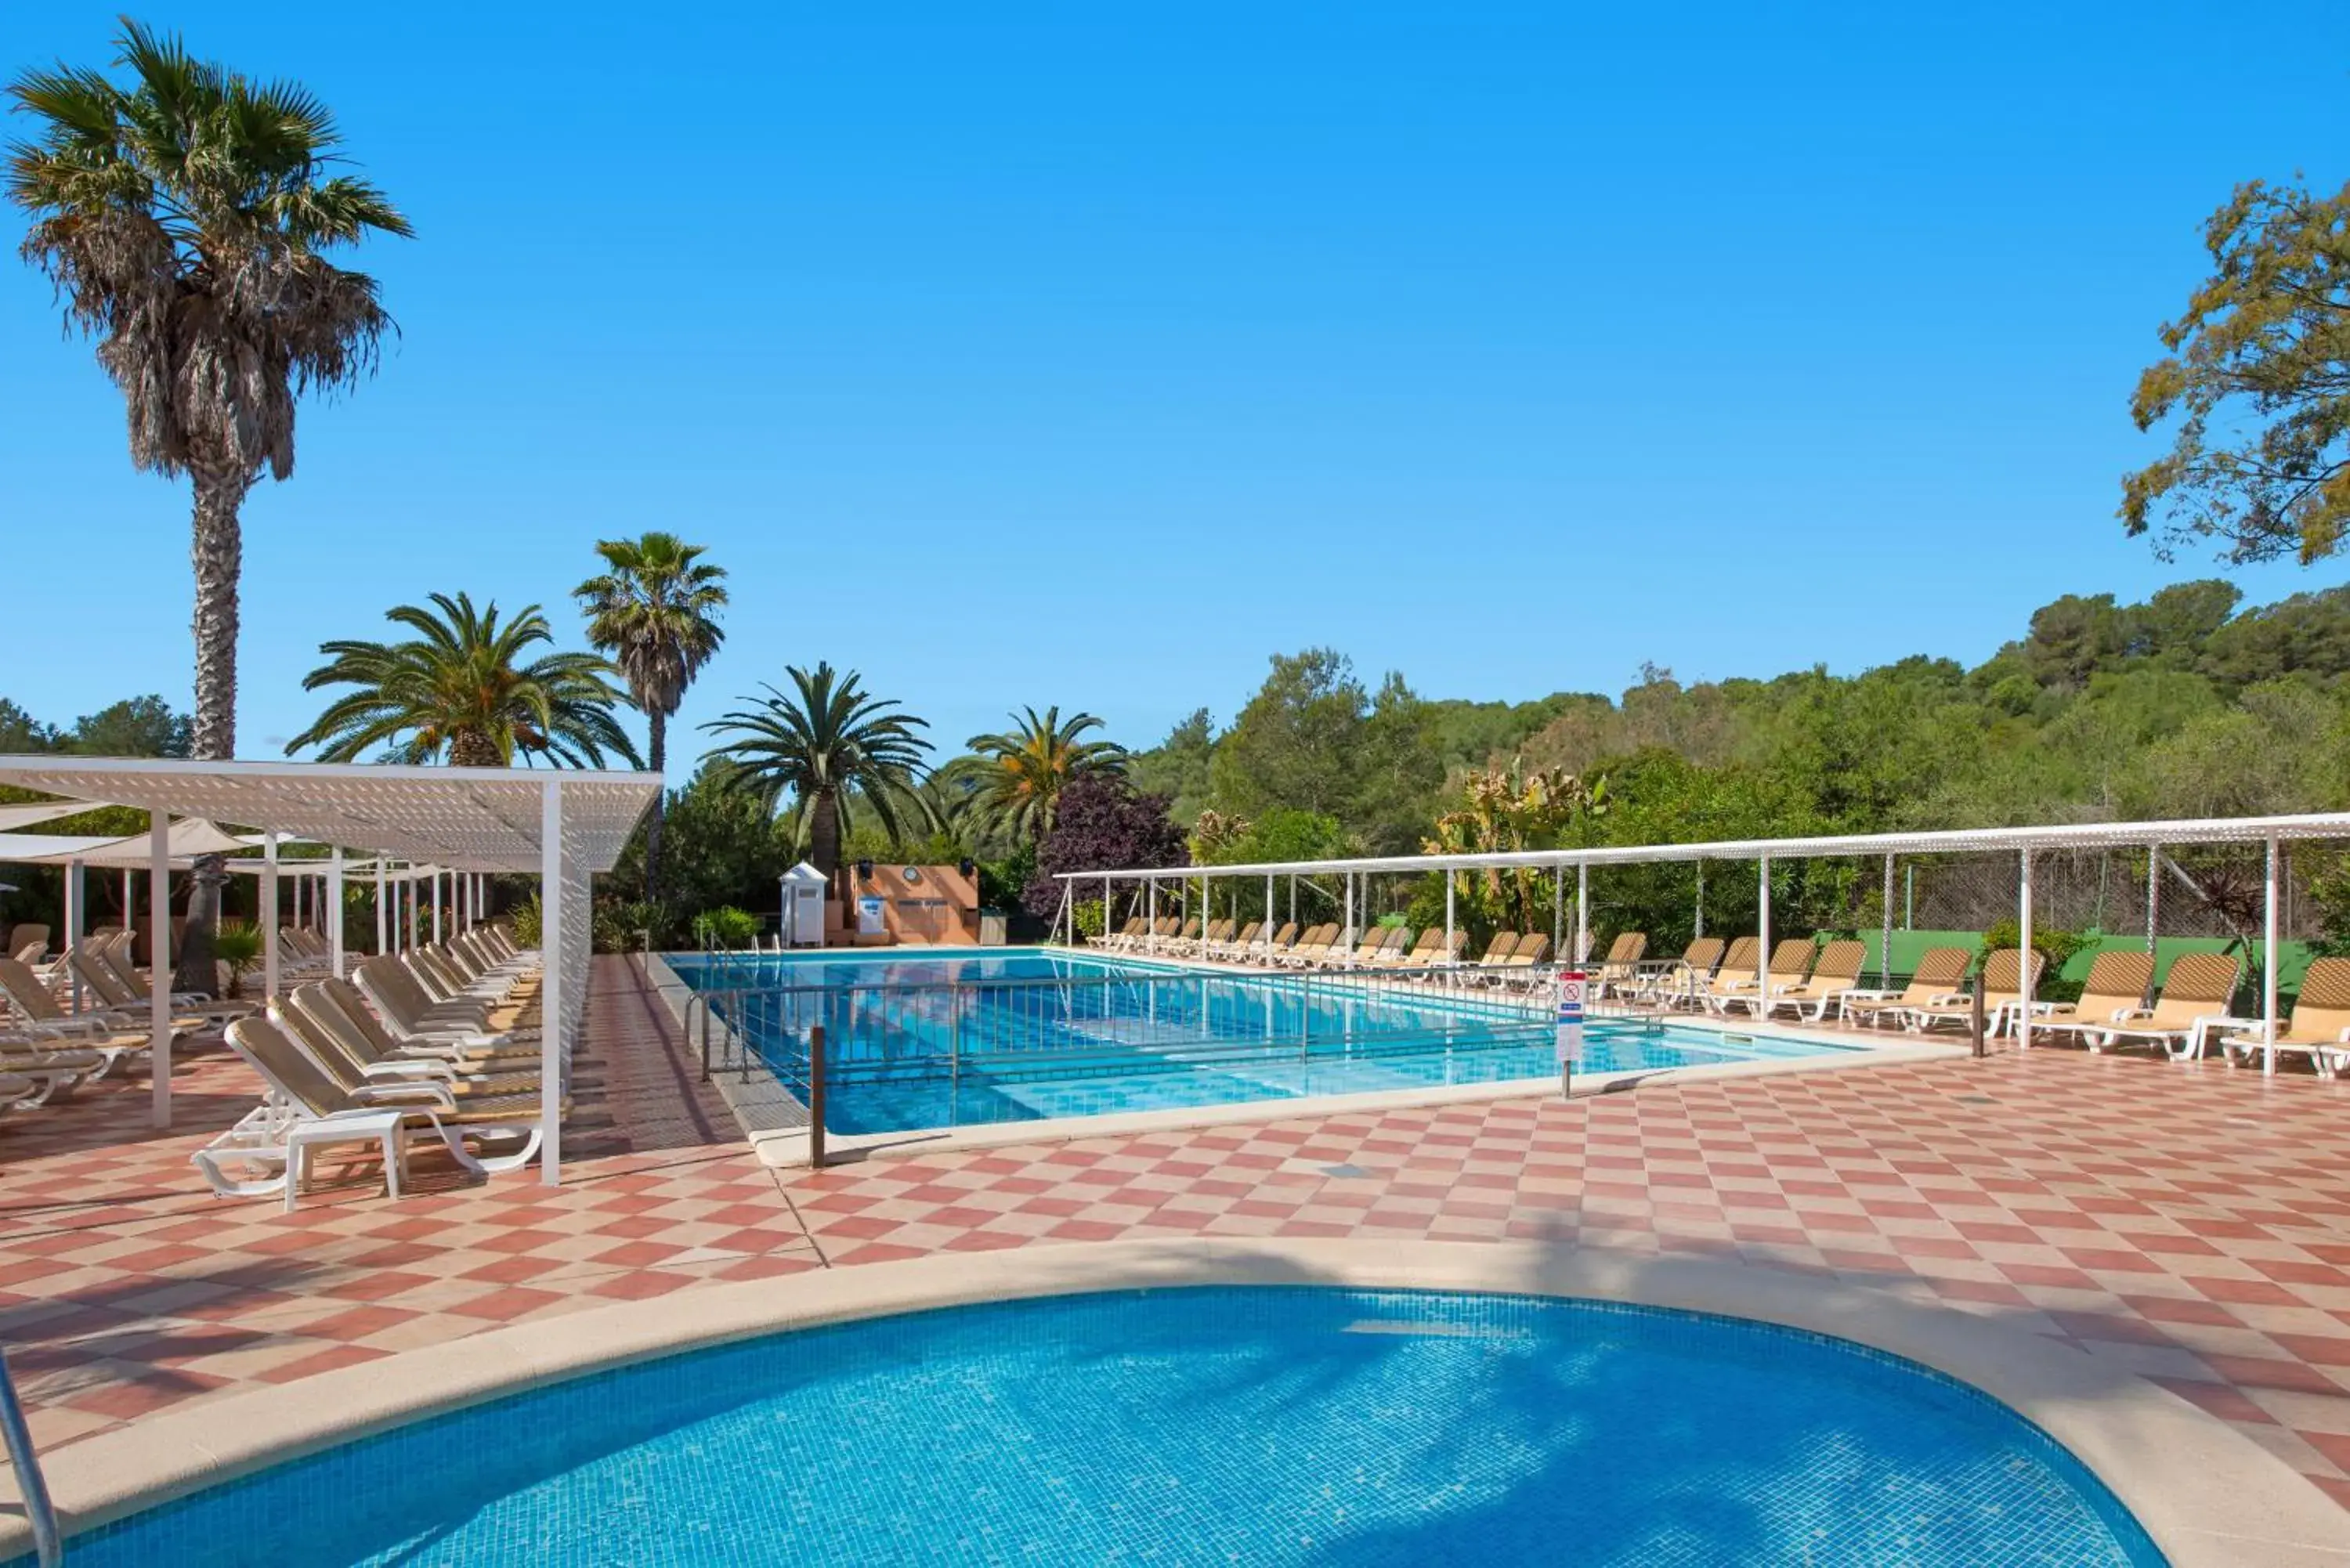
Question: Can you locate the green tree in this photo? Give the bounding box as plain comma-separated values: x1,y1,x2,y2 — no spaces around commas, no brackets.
961,706,1126,845
575,533,729,897
289,593,640,767
1128,707,1216,824
0,700,59,753
700,662,932,879
67,695,192,757
7,21,410,986
2123,177,2350,563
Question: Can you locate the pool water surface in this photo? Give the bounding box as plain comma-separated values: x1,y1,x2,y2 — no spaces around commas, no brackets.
670,949,1857,1134
37,1288,2164,1567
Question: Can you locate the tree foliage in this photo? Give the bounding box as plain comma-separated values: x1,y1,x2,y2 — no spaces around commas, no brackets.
960,706,1126,845
1024,775,1189,919
2124,179,2350,564
700,662,931,879
290,592,639,768
575,531,728,896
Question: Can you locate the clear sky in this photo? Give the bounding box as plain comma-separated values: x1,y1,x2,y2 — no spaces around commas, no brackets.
4,3,2348,779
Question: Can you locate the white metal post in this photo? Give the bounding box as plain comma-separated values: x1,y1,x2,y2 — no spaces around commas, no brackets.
2017,850,2034,1049
1553,864,1563,953
433,869,444,945
1576,862,1589,964
1344,873,1354,945
1444,872,1455,963
1694,861,1705,940
2264,836,2280,1075
64,859,82,1014
1264,873,1273,953
407,867,420,951
262,833,280,1003
149,813,171,1129
374,859,388,956
1757,856,1771,1002
1881,854,1896,988
540,781,564,1185
1289,875,1296,927
329,847,346,980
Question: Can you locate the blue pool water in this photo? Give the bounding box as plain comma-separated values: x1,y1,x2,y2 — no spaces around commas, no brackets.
670,949,1854,1134
35,1288,2164,1566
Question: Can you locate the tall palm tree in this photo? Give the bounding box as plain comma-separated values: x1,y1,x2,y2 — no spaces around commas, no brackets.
288,593,642,768
701,663,931,878
964,706,1126,844
7,22,410,985
575,533,728,896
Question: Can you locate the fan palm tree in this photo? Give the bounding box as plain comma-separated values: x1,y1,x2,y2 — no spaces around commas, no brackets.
964,706,1126,845
575,533,728,895
701,663,932,878
7,22,410,985
288,593,642,768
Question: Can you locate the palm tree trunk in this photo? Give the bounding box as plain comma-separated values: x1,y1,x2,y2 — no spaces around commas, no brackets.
175,471,246,992
809,787,841,880
448,730,502,768
645,710,667,899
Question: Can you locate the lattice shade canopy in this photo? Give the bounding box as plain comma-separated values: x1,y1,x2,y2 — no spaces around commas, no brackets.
0,757,659,872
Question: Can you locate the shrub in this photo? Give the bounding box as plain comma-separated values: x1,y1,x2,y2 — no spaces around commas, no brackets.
691,905,761,948
211,921,262,996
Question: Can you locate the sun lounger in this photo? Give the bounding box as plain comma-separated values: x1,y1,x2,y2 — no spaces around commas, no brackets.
2050,952,2242,1058
1637,938,1723,1009
195,1015,543,1207
1727,938,1818,1017
2019,951,2157,1050
1837,947,1972,1028
1758,941,1869,1023
2219,957,2350,1075
1903,948,2045,1035
1697,938,1764,1014
1591,933,1649,999
1496,933,1553,992
275,993,538,1099
0,956,159,1071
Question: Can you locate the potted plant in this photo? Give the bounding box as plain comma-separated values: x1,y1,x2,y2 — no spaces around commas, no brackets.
211,920,264,998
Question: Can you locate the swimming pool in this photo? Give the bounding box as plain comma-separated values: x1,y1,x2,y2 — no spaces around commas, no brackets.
669,949,1857,1134
35,1287,2164,1566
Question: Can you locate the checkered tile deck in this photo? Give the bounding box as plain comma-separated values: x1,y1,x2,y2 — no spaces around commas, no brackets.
9,956,2350,1516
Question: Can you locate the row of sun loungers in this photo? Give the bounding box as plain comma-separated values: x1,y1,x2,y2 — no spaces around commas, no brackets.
0,917,551,1205
196,924,549,1208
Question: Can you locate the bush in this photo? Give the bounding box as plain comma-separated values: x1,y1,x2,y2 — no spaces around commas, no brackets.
510,894,542,948
691,905,761,948
593,898,669,954
1071,899,1104,939
211,921,262,997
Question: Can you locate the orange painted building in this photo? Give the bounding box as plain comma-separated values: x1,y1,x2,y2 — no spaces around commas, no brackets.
826,862,982,946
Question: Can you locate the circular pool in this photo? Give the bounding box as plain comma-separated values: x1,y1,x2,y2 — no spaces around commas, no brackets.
41,1288,2161,1566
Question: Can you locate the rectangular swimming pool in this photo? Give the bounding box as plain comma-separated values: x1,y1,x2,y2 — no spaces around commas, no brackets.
668,948,1858,1135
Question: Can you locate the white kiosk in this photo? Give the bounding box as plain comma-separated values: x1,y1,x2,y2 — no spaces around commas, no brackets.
779,861,829,947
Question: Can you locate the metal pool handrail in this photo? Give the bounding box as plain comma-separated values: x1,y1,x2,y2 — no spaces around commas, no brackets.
0,1340,62,1566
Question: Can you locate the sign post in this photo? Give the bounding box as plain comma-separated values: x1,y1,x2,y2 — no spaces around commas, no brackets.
1555,969,1587,1097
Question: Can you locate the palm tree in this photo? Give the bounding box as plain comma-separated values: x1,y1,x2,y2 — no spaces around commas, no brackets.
575,533,728,896
7,22,410,985
701,663,931,878
964,706,1126,845
288,593,642,768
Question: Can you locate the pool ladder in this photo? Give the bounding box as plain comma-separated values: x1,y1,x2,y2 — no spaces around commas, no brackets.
0,1341,61,1565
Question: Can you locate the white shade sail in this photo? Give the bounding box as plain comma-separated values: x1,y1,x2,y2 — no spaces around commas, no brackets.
0,800,95,833
0,818,252,866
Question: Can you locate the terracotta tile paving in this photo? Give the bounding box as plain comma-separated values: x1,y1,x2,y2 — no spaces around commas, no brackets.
10,956,2350,1516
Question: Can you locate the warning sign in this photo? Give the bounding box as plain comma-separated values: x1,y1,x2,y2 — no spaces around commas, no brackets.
1555,970,1587,1067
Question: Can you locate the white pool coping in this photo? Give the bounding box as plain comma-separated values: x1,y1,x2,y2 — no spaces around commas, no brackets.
646,950,1969,1165
5,1239,2342,1566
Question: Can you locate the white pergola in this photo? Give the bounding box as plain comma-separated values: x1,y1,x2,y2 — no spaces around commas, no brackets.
0,757,659,1183
1065,811,2350,1068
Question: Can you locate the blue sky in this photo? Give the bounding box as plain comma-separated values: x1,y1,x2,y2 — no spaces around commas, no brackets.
3,3,2347,778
